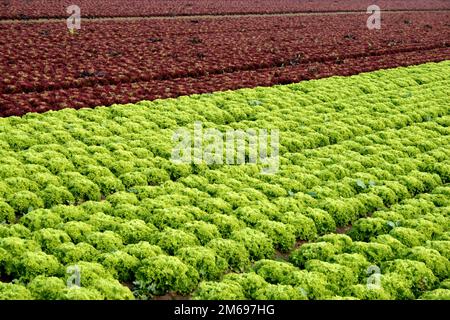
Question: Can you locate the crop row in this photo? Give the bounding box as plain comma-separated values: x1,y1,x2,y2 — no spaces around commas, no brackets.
0,62,449,299
1,0,450,19
194,189,450,300
3,13,448,95
2,46,448,117
1,12,449,117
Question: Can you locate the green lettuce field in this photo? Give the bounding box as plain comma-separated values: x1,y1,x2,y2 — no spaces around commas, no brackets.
0,62,449,300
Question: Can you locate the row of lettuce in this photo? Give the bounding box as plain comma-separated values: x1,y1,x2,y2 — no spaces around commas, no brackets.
0,62,449,299
193,189,450,300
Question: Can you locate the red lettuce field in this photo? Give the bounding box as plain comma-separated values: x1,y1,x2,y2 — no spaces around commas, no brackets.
1,0,450,19
1,11,449,116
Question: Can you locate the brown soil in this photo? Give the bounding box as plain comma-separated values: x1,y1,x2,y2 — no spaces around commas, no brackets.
153,292,191,300
121,281,134,290
0,274,14,283
336,225,353,234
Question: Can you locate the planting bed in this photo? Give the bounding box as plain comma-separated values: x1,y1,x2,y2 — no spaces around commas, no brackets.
0,62,449,300
1,0,450,19
1,12,449,116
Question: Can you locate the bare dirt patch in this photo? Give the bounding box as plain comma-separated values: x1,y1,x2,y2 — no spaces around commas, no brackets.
1,9,448,24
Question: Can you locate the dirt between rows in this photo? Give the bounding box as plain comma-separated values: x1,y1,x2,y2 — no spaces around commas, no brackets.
0,9,449,24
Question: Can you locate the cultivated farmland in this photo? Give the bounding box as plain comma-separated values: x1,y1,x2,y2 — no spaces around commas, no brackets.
0,0,449,302
1,12,449,116
1,0,450,19
1,62,449,300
